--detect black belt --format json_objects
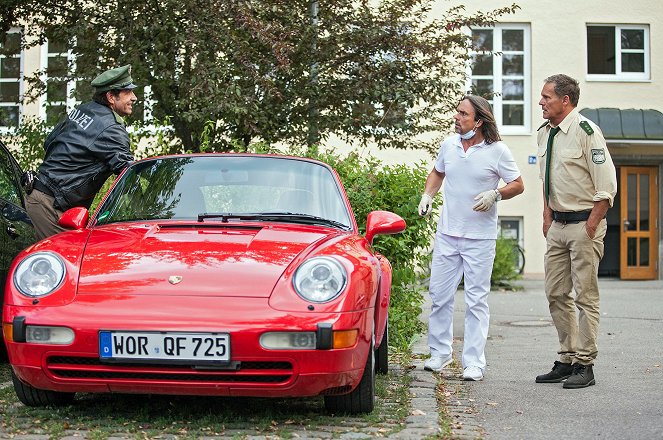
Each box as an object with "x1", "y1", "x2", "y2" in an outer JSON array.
[
  {"x1": 34, "y1": 179, "x2": 54, "y2": 197},
  {"x1": 552, "y1": 210, "x2": 591, "y2": 223}
]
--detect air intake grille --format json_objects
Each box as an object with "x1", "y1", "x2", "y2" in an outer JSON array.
[{"x1": 46, "y1": 356, "x2": 293, "y2": 384}]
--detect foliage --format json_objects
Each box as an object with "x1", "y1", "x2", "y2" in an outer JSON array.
[
  {"x1": 3, "y1": 0, "x2": 519, "y2": 154},
  {"x1": 0, "y1": 117, "x2": 50, "y2": 171},
  {"x1": 492, "y1": 236, "x2": 521, "y2": 287}
]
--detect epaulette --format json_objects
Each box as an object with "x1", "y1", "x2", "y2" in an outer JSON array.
[
  {"x1": 579, "y1": 120, "x2": 594, "y2": 135},
  {"x1": 537, "y1": 121, "x2": 549, "y2": 131}
]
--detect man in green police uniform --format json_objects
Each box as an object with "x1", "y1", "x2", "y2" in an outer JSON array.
[
  {"x1": 535, "y1": 74, "x2": 617, "y2": 389},
  {"x1": 25, "y1": 65, "x2": 137, "y2": 240}
]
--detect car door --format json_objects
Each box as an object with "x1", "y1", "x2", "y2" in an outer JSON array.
[{"x1": 0, "y1": 141, "x2": 36, "y2": 289}]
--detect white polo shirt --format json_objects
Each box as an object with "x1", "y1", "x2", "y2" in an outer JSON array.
[{"x1": 434, "y1": 135, "x2": 521, "y2": 239}]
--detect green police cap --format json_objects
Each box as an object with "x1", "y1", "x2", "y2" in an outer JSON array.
[{"x1": 91, "y1": 65, "x2": 137, "y2": 93}]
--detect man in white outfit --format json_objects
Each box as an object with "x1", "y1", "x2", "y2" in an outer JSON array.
[{"x1": 418, "y1": 95, "x2": 524, "y2": 380}]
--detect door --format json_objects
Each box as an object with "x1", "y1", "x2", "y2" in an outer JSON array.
[
  {"x1": 620, "y1": 166, "x2": 658, "y2": 279},
  {"x1": 0, "y1": 141, "x2": 36, "y2": 289}
]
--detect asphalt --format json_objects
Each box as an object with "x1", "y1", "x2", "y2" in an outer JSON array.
[{"x1": 412, "y1": 278, "x2": 663, "y2": 439}]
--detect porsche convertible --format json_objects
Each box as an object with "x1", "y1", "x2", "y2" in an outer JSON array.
[{"x1": 2, "y1": 153, "x2": 406, "y2": 414}]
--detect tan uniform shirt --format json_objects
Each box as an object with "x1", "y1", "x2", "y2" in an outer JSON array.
[{"x1": 537, "y1": 108, "x2": 617, "y2": 212}]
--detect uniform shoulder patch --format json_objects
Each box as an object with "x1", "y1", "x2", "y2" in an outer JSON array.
[
  {"x1": 537, "y1": 121, "x2": 549, "y2": 131},
  {"x1": 579, "y1": 120, "x2": 594, "y2": 135},
  {"x1": 591, "y1": 149, "x2": 606, "y2": 164}
]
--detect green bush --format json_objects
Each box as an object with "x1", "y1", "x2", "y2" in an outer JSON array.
[
  {"x1": 0, "y1": 117, "x2": 51, "y2": 171},
  {"x1": 492, "y1": 237, "x2": 522, "y2": 287}
]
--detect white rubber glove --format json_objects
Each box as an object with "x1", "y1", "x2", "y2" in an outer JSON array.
[
  {"x1": 418, "y1": 193, "x2": 434, "y2": 216},
  {"x1": 473, "y1": 189, "x2": 499, "y2": 212}
]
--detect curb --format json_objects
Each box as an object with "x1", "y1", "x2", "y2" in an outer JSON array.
[{"x1": 388, "y1": 364, "x2": 441, "y2": 439}]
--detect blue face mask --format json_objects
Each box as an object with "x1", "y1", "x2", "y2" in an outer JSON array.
[{"x1": 460, "y1": 122, "x2": 479, "y2": 140}]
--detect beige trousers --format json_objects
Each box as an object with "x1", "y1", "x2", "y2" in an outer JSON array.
[
  {"x1": 544, "y1": 219, "x2": 607, "y2": 365},
  {"x1": 25, "y1": 189, "x2": 65, "y2": 240}
]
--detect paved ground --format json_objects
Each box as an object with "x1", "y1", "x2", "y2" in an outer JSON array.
[
  {"x1": 414, "y1": 278, "x2": 663, "y2": 440},
  {"x1": 3, "y1": 278, "x2": 661, "y2": 439}
]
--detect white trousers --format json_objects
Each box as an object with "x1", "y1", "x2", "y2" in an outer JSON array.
[{"x1": 428, "y1": 232, "x2": 496, "y2": 370}]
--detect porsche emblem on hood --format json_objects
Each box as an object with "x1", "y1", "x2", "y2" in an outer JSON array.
[{"x1": 168, "y1": 276, "x2": 183, "y2": 285}]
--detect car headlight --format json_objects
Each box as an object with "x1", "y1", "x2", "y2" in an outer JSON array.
[
  {"x1": 293, "y1": 257, "x2": 347, "y2": 303},
  {"x1": 14, "y1": 252, "x2": 66, "y2": 297}
]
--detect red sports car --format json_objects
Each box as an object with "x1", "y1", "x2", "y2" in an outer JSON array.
[{"x1": 2, "y1": 154, "x2": 405, "y2": 414}]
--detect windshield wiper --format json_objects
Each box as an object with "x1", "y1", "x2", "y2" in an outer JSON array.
[{"x1": 197, "y1": 212, "x2": 350, "y2": 230}]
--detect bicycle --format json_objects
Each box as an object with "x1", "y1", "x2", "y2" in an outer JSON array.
[{"x1": 510, "y1": 242, "x2": 525, "y2": 275}]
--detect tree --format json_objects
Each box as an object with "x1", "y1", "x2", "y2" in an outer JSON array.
[{"x1": 2, "y1": 0, "x2": 519, "y2": 154}]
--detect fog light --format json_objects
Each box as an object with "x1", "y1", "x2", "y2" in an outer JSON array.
[
  {"x1": 260, "y1": 332, "x2": 316, "y2": 350},
  {"x1": 26, "y1": 326, "x2": 74, "y2": 344}
]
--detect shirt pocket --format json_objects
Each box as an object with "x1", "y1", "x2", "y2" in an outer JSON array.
[
  {"x1": 537, "y1": 146, "x2": 547, "y2": 158},
  {"x1": 559, "y1": 148, "x2": 583, "y2": 159}
]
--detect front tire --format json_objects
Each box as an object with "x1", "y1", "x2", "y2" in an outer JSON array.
[
  {"x1": 324, "y1": 341, "x2": 375, "y2": 414},
  {"x1": 375, "y1": 323, "x2": 389, "y2": 375},
  {"x1": 12, "y1": 370, "x2": 75, "y2": 407}
]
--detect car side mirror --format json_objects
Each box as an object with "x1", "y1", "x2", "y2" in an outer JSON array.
[
  {"x1": 365, "y1": 210, "x2": 406, "y2": 245},
  {"x1": 58, "y1": 207, "x2": 89, "y2": 230}
]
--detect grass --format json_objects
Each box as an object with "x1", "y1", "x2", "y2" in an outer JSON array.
[
  {"x1": 0, "y1": 362, "x2": 10, "y2": 384},
  {"x1": 0, "y1": 359, "x2": 412, "y2": 439}
]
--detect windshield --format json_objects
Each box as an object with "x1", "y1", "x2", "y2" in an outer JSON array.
[{"x1": 95, "y1": 155, "x2": 353, "y2": 229}]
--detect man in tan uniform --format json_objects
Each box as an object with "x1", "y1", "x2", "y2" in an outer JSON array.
[{"x1": 535, "y1": 74, "x2": 617, "y2": 389}]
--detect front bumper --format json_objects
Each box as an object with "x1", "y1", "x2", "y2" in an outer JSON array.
[{"x1": 4, "y1": 296, "x2": 372, "y2": 398}]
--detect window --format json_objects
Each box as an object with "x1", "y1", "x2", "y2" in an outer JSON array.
[
  {"x1": 469, "y1": 24, "x2": 530, "y2": 134},
  {"x1": 587, "y1": 24, "x2": 649, "y2": 81},
  {"x1": 0, "y1": 29, "x2": 22, "y2": 129},
  {"x1": 43, "y1": 38, "x2": 78, "y2": 125}
]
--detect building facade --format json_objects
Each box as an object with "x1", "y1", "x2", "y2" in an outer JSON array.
[{"x1": 438, "y1": 0, "x2": 663, "y2": 279}]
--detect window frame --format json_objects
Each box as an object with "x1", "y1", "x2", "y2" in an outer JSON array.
[
  {"x1": 586, "y1": 24, "x2": 650, "y2": 82},
  {"x1": 39, "y1": 38, "x2": 79, "y2": 124},
  {"x1": 468, "y1": 23, "x2": 531, "y2": 136},
  {"x1": 0, "y1": 27, "x2": 23, "y2": 132}
]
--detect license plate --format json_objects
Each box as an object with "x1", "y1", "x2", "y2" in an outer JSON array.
[{"x1": 99, "y1": 331, "x2": 230, "y2": 363}]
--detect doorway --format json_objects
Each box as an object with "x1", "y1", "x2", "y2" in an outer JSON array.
[{"x1": 619, "y1": 166, "x2": 659, "y2": 279}]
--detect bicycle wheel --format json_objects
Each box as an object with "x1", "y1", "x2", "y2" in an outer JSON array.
[{"x1": 512, "y1": 245, "x2": 525, "y2": 275}]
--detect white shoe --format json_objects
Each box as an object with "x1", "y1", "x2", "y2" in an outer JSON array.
[
  {"x1": 463, "y1": 366, "x2": 484, "y2": 381},
  {"x1": 424, "y1": 355, "x2": 453, "y2": 372}
]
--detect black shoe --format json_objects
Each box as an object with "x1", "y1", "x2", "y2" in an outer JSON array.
[
  {"x1": 535, "y1": 361, "x2": 573, "y2": 383},
  {"x1": 563, "y1": 364, "x2": 595, "y2": 389}
]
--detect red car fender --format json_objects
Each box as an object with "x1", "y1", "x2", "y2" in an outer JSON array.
[
  {"x1": 268, "y1": 235, "x2": 381, "y2": 315},
  {"x1": 373, "y1": 254, "x2": 392, "y2": 349},
  {"x1": 3, "y1": 229, "x2": 90, "y2": 308}
]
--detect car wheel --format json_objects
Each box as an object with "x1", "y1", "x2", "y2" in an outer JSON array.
[
  {"x1": 12, "y1": 371, "x2": 75, "y2": 407},
  {"x1": 324, "y1": 341, "x2": 375, "y2": 414},
  {"x1": 0, "y1": 339, "x2": 8, "y2": 363},
  {"x1": 375, "y1": 323, "x2": 388, "y2": 375}
]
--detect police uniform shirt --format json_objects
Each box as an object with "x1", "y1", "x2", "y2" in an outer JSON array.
[{"x1": 537, "y1": 108, "x2": 617, "y2": 212}]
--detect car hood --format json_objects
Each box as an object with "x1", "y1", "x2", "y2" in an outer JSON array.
[{"x1": 77, "y1": 223, "x2": 335, "y2": 297}]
